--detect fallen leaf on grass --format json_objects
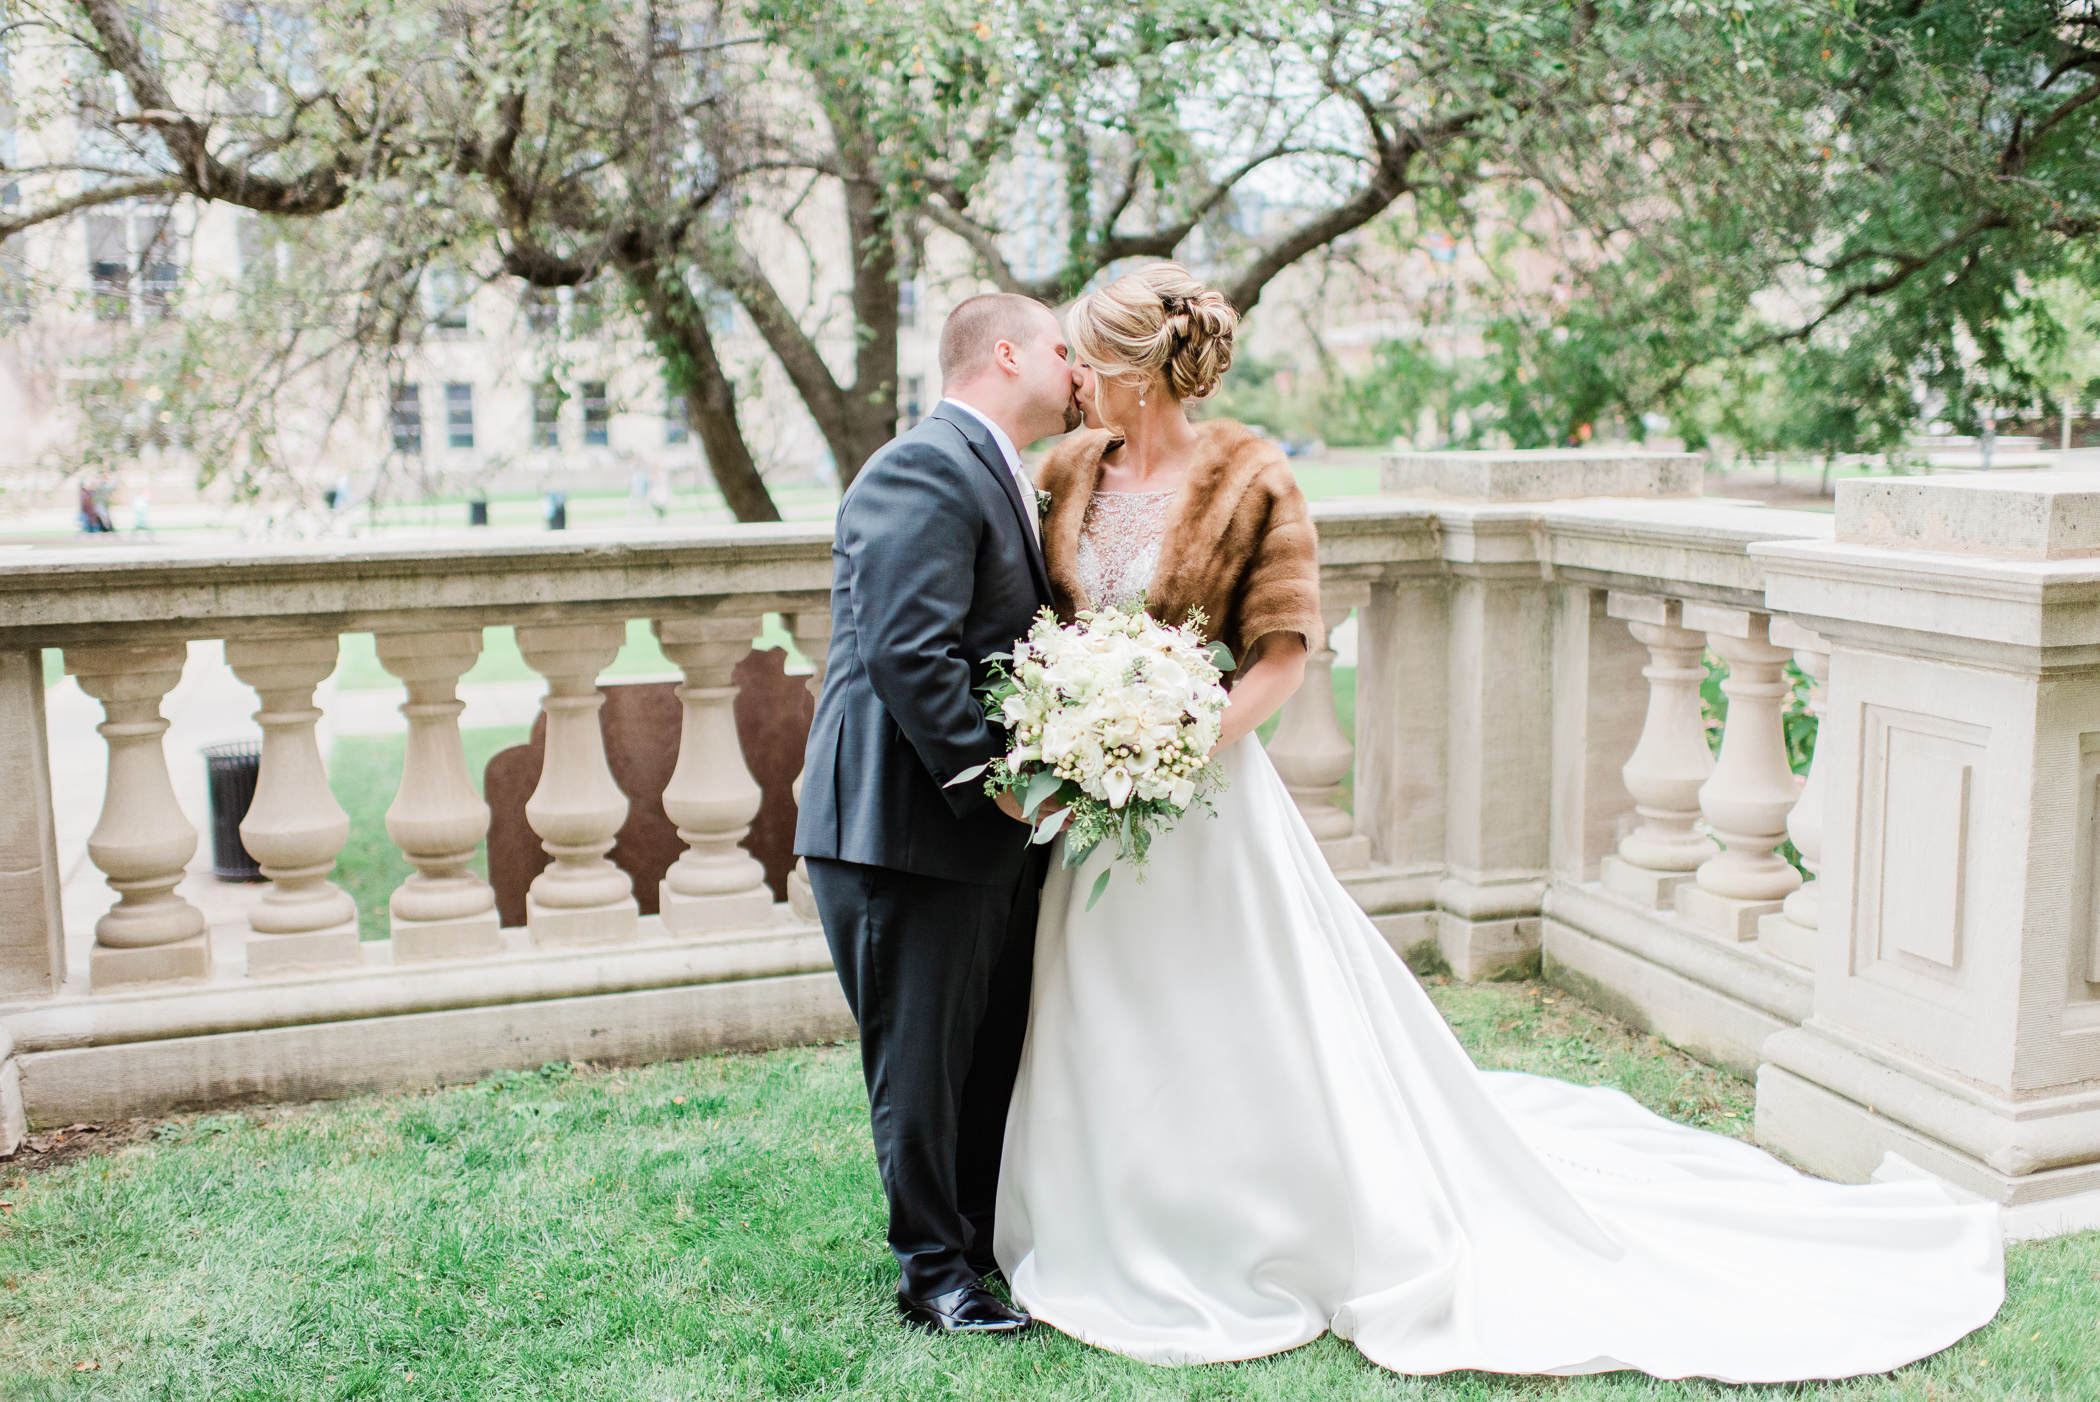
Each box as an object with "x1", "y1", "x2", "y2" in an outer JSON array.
[{"x1": 73, "y1": 1360, "x2": 99, "y2": 1372}]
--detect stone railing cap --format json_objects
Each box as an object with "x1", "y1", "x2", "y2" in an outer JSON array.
[
  {"x1": 1836, "y1": 472, "x2": 2100, "y2": 560},
  {"x1": 1382, "y1": 448, "x2": 1704, "y2": 502}
]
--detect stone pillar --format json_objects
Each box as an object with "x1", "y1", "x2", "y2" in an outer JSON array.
[
  {"x1": 377, "y1": 630, "x2": 501, "y2": 961},
  {"x1": 655, "y1": 617, "x2": 773, "y2": 935},
  {"x1": 1548, "y1": 586, "x2": 1647, "y2": 886},
  {"x1": 1598, "y1": 593, "x2": 1717, "y2": 909},
  {"x1": 1266, "y1": 583, "x2": 1371, "y2": 871},
  {"x1": 66, "y1": 644, "x2": 209, "y2": 989},
  {"x1": 1341, "y1": 573, "x2": 1448, "y2": 963},
  {"x1": 0, "y1": 650, "x2": 64, "y2": 997},
  {"x1": 1752, "y1": 472, "x2": 2100, "y2": 1235},
  {"x1": 1675, "y1": 604, "x2": 1801, "y2": 940},
  {"x1": 1437, "y1": 539, "x2": 1554, "y2": 980},
  {"x1": 225, "y1": 637, "x2": 361, "y2": 974},
  {"x1": 785, "y1": 609, "x2": 832, "y2": 923},
  {"x1": 1756, "y1": 619, "x2": 1830, "y2": 969},
  {"x1": 517, "y1": 623, "x2": 638, "y2": 947}
]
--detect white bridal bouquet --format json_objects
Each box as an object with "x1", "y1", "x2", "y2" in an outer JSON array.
[{"x1": 950, "y1": 604, "x2": 1233, "y2": 909}]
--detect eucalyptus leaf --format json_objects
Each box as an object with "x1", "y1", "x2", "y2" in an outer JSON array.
[
  {"x1": 944, "y1": 762, "x2": 990, "y2": 789},
  {"x1": 1208, "y1": 640, "x2": 1237, "y2": 671},
  {"x1": 1022, "y1": 771, "x2": 1063, "y2": 818},
  {"x1": 1029, "y1": 805, "x2": 1072, "y2": 844},
  {"x1": 1085, "y1": 867, "x2": 1113, "y2": 912}
]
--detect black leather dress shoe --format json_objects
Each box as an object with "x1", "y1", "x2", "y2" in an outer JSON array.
[{"x1": 896, "y1": 1284, "x2": 1032, "y2": 1334}]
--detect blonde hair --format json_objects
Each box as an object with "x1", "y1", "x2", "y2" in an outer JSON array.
[{"x1": 1068, "y1": 263, "x2": 1237, "y2": 409}]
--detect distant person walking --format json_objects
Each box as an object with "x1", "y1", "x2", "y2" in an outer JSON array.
[
  {"x1": 1979, "y1": 410, "x2": 1998, "y2": 472},
  {"x1": 78, "y1": 479, "x2": 115, "y2": 533}
]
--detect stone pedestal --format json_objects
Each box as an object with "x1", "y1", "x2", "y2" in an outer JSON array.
[
  {"x1": 378, "y1": 630, "x2": 502, "y2": 962},
  {"x1": 1756, "y1": 618, "x2": 1830, "y2": 970},
  {"x1": 67, "y1": 645, "x2": 211, "y2": 990},
  {"x1": 1679, "y1": 604, "x2": 1801, "y2": 941},
  {"x1": 517, "y1": 624, "x2": 639, "y2": 948},
  {"x1": 1752, "y1": 471, "x2": 2100, "y2": 1235},
  {"x1": 1267, "y1": 584, "x2": 1372, "y2": 872},
  {"x1": 1599, "y1": 593, "x2": 1716, "y2": 908},
  {"x1": 227, "y1": 637, "x2": 361, "y2": 974},
  {"x1": 654, "y1": 618, "x2": 774, "y2": 937}
]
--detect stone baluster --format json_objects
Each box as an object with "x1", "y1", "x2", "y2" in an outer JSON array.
[
  {"x1": 66, "y1": 644, "x2": 210, "y2": 988},
  {"x1": 225, "y1": 637, "x2": 361, "y2": 974},
  {"x1": 1266, "y1": 585, "x2": 1371, "y2": 870},
  {"x1": 1676, "y1": 604, "x2": 1802, "y2": 940},
  {"x1": 655, "y1": 616, "x2": 773, "y2": 935},
  {"x1": 517, "y1": 623, "x2": 637, "y2": 946},
  {"x1": 1756, "y1": 619, "x2": 1830, "y2": 968},
  {"x1": 786, "y1": 610, "x2": 832, "y2": 922},
  {"x1": 376, "y1": 630, "x2": 501, "y2": 961},
  {"x1": 1599, "y1": 593, "x2": 1717, "y2": 909}
]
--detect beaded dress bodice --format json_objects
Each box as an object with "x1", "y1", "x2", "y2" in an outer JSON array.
[{"x1": 1073, "y1": 490, "x2": 1175, "y2": 609}]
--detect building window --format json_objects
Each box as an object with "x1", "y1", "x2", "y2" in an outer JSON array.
[
  {"x1": 665, "y1": 393, "x2": 689, "y2": 445},
  {"x1": 532, "y1": 381, "x2": 563, "y2": 448},
  {"x1": 898, "y1": 278, "x2": 919, "y2": 330},
  {"x1": 901, "y1": 375, "x2": 924, "y2": 431},
  {"x1": 88, "y1": 215, "x2": 128, "y2": 322},
  {"x1": 391, "y1": 385, "x2": 423, "y2": 454},
  {"x1": 446, "y1": 382, "x2": 474, "y2": 449},
  {"x1": 141, "y1": 259, "x2": 180, "y2": 319},
  {"x1": 582, "y1": 381, "x2": 610, "y2": 446}
]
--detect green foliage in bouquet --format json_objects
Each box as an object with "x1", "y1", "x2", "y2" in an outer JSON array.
[{"x1": 948, "y1": 604, "x2": 1235, "y2": 911}]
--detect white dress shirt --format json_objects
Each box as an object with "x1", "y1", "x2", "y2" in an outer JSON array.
[{"x1": 940, "y1": 397, "x2": 1040, "y2": 545}]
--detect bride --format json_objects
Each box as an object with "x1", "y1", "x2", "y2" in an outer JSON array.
[{"x1": 992, "y1": 262, "x2": 2004, "y2": 1382}]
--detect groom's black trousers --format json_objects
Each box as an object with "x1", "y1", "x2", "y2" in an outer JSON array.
[{"x1": 806, "y1": 852, "x2": 1046, "y2": 1300}]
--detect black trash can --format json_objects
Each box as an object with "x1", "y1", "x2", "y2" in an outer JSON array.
[
  {"x1": 200, "y1": 740, "x2": 266, "y2": 881},
  {"x1": 545, "y1": 490, "x2": 567, "y2": 531},
  {"x1": 468, "y1": 498, "x2": 490, "y2": 526}
]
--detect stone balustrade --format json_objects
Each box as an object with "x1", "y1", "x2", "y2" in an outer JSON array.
[{"x1": 4, "y1": 464, "x2": 2100, "y2": 1241}]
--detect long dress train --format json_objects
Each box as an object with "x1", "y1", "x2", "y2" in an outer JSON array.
[{"x1": 994, "y1": 733, "x2": 2004, "y2": 1381}]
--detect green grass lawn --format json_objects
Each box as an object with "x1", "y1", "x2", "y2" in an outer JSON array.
[{"x1": 3, "y1": 980, "x2": 2090, "y2": 1400}]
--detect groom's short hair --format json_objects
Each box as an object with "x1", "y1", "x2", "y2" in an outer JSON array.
[{"x1": 940, "y1": 293, "x2": 1053, "y2": 385}]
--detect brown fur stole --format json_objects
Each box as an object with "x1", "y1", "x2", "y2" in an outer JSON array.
[{"x1": 1033, "y1": 418, "x2": 1324, "y2": 667}]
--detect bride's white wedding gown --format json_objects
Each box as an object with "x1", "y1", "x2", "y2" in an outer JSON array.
[{"x1": 992, "y1": 489, "x2": 2003, "y2": 1382}]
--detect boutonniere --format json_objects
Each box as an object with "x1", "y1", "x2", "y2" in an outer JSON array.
[{"x1": 1034, "y1": 487, "x2": 1053, "y2": 527}]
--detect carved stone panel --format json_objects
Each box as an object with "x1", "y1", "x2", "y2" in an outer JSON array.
[{"x1": 1854, "y1": 704, "x2": 1988, "y2": 1002}]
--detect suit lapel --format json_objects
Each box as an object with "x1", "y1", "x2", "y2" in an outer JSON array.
[{"x1": 930, "y1": 404, "x2": 1053, "y2": 603}]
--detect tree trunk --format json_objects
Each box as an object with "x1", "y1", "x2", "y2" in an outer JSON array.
[
  {"x1": 836, "y1": 172, "x2": 901, "y2": 491},
  {"x1": 625, "y1": 267, "x2": 782, "y2": 523}
]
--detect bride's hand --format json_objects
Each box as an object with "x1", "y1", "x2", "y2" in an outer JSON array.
[{"x1": 996, "y1": 792, "x2": 1069, "y2": 824}]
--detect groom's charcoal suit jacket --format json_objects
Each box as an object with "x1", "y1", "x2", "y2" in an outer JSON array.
[{"x1": 794, "y1": 403, "x2": 1053, "y2": 886}]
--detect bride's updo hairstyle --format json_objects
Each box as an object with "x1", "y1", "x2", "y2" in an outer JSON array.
[{"x1": 1068, "y1": 262, "x2": 1238, "y2": 411}]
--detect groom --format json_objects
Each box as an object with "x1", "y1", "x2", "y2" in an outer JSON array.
[{"x1": 795, "y1": 294, "x2": 1081, "y2": 1334}]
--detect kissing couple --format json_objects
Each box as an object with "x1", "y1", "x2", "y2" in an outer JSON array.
[{"x1": 792, "y1": 263, "x2": 2002, "y2": 1381}]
